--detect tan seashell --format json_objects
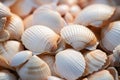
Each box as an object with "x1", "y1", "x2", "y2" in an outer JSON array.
[
  {"x1": 74, "y1": 4, "x2": 115, "y2": 27},
  {"x1": 58, "y1": 0, "x2": 78, "y2": 6},
  {"x1": 10, "y1": 51, "x2": 32, "y2": 67},
  {"x1": 60, "y1": 24, "x2": 98, "y2": 50},
  {"x1": 23, "y1": 14, "x2": 33, "y2": 30},
  {"x1": 0, "y1": 2, "x2": 11, "y2": 17},
  {"x1": 32, "y1": 0, "x2": 58, "y2": 5},
  {"x1": 0, "y1": 40, "x2": 24, "y2": 63},
  {"x1": 64, "y1": 12, "x2": 74, "y2": 24},
  {"x1": 21, "y1": 25, "x2": 60, "y2": 55},
  {"x1": 47, "y1": 76, "x2": 64, "y2": 80},
  {"x1": 100, "y1": 21, "x2": 120, "y2": 53},
  {"x1": 84, "y1": 49, "x2": 108, "y2": 76},
  {"x1": 5, "y1": 13, "x2": 24, "y2": 40},
  {"x1": 0, "y1": 0, "x2": 16, "y2": 7},
  {"x1": 33, "y1": 9, "x2": 65, "y2": 34},
  {"x1": 55, "y1": 49, "x2": 86, "y2": 80},
  {"x1": 18, "y1": 55, "x2": 51, "y2": 80},
  {"x1": 0, "y1": 70, "x2": 17, "y2": 80}
]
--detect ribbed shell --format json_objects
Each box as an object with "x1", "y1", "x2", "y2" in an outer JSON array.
[
  {"x1": 100, "y1": 21, "x2": 120, "y2": 52},
  {"x1": 47, "y1": 76, "x2": 63, "y2": 80},
  {"x1": 74, "y1": 4, "x2": 115, "y2": 27},
  {"x1": 0, "y1": 70, "x2": 17, "y2": 80},
  {"x1": 5, "y1": 13, "x2": 24, "y2": 40},
  {"x1": 60, "y1": 24, "x2": 97, "y2": 50},
  {"x1": 10, "y1": 51, "x2": 32, "y2": 67},
  {"x1": 0, "y1": 40, "x2": 24, "y2": 63},
  {"x1": 18, "y1": 55, "x2": 51, "y2": 80},
  {"x1": 33, "y1": 9, "x2": 64, "y2": 34},
  {"x1": 55, "y1": 49, "x2": 86, "y2": 80},
  {"x1": 21, "y1": 25, "x2": 60, "y2": 55},
  {"x1": 84, "y1": 49, "x2": 107, "y2": 75}
]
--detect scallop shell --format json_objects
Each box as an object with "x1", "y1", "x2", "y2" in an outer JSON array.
[
  {"x1": 5, "y1": 13, "x2": 24, "y2": 40},
  {"x1": 10, "y1": 51, "x2": 32, "y2": 67},
  {"x1": 0, "y1": 0, "x2": 16, "y2": 7},
  {"x1": 47, "y1": 76, "x2": 63, "y2": 80},
  {"x1": 100, "y1": 21, "x2": 120, "y2": 53},
  {"x1": 0, "y1": 70, "x2": 17, "y2": 80},
  {"x1": 21, "y1": 25, "x2": 60, "y2": 55},
  {"x1": 0, "y1": 40, "x2": 24, "y2": 63},
  {"x1": 74, "y1": 4, "x2": 115, "y2": 27},
  {"x1": 18, "y1": 55, "x2": 51, "y2": 80},
  {"x1": 55, "y1": 49, "x2": 86, "y2": 80},
  {"x1": 84, "y1": 49, "x2": 108, "y2": 76},
  {"x1": 60, "y1": 24, "x2": 98, "y2": 50},
  {"x1": 33, "y1": 9, "x2": 65, "y2": 34},
  {"x1": 0, "y1": 2, "x2": 11, "y2": 17}
]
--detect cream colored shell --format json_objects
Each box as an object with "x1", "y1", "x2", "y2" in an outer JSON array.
[
  {"x1": 60, "y1": 24, "x2": 97, "y2": 50},
  {"x1": 55, "y1": 49, "x2": 86, "y2": 80},
  {"x1": 21, "y1": 25, "x2": 60, "y2": 55}
]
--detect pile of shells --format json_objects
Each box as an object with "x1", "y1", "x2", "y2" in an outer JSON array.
[{"x1": 0, "y1": 0, "x2": 120, "y2": 80}]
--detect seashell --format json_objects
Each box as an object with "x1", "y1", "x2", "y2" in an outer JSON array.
[
  {"x1": 33, "y1": 9, "x2": 65, "y2": 34},
  {"x1": 21, "y1": 25, "x2": 60, "y2": 55},
  {"x1": 60, "y1": 24, "x2": 98, "y2": 50},
  {"x1": 23, "y1": 14, "x2": 33, "y2": 30},
  {"x1": 0, "y1": 0, "x2": 16, "y2": 7},
  {"x1": 55, "y1": 49, "x2": 86, "y2": 80},
  {"x1": 10, "y1": 0, "x2": 34, "y2": 18},
  {"x1": 18, "y1": 55, "x2": 51, "y2": 80},
  {"x1": 64, "y1": 12, "x2": 73, "y2": 24},
  {"x1": 100, "y1": 21, "x2": 120, "y2": 53},
  {"x1": 47, "y1": 76, "x2": 64, "y2": 80},
  {"x1": 10, "y1": 51, "x2": 32, "y2": 67},
  {"x1": 56, "y1": 4, "x2": 69, "y2": 16},
  {"x1": 0, "y1": 2, "x2": 11, "y2": 17},
  {"x1": 0, "y1": 40, "x2": 24, "y2": 63},
  {"x1": 58, "y1": 0, "x2": 78, "y2": 6},
  {"x1": 84, "y1": 49, "x2": 108, "y2": 76},
  {"x1": 5, "y1": 13, "x2": 24, "y2": 40},
  {"x1": 74, "y1": 4, "x2": 115, "y2": 27},
  {"x1": 0, "y1": 70, "x2": 17, "y2": 80},
  {"x1": 78, "y1": 0, "x2": 89, "y2": 8}
]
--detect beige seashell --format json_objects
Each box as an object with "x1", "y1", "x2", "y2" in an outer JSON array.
[
  {"x1": 0, "y1": 0, "x2": 16, "y2": 7},
  {"x1": 0, "y1": 70, "x2": 17, "y2": 80},
  {"x1": 33, "y1": 9, "x2": 65, "y2": 34},
  {"x1": 47, "y1": 76, "x2": 64, "y2": 80},
  {"x1": 18, "y1": 55, "x2": 51, "y2": 80},
  {"x1": 64, "y1": 12, "x2": 74, "y2": 24},
  {"x1": 10, "y1": 51, "x2": 32, "y2": 67},
  {"x1": 55, "y1": 49, "x2": 86, "y2": 80},
  {"x1": 5, "y1": 13, "x2": 24, "y2": 40},
  {"x1": 84, "y1": 49, "x2": 108, "y2": 76},
  {"x1": 57, "y1": 4, "x2": 69, "y2": 16},
  {"x1": 0, "y1": 2, "x2": 11, "y2": 17},
  {"x1": 23, "y1": 14, "x2": 33, "y2": 30},
  {"x1": 0, "y1": 40, "x2": 24, "y2": 63},
  {"x1": 32, "y1": 0, "x2": 58, "y2": 5},
  {"x1": 100, "y1": 21, "x2": 120, "y2": 53},
  {"x1": 74, "y1": 4, "x2": 115, "y2": 27},
  {"x1": 58, "y1": 0, "x2": 78, "y2": 6},
  {"x1": 21, "y1": 25, "x2": 60, "y2": 55},
  {"x1": 60, "y1": 24, "x2": 98, "y2": 50}
]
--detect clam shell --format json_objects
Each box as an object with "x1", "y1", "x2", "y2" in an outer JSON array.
[
  {"x1": 100, "y1": 21, "x2": 120, "y2": 52},
  {"x1": 55, "y1": 49, "x2": 86, "y2": 80},
  {"x1": 33, "y1": 9, "x2": 65, "y2": 34},
  {"x1": 60, "y1": 24, "x2": 97, "y2": 50},
  {"x1": 18, "y1": 55, "x2": 51, "y2": 80},
  {"x1": 84, "y1": 49, "x2": 107, "y2": 76},
  {"x1": 0, "y1": 40, "x2": 24, "y2": 63},
  {"x1": 47, "y1": 76, "x2": 63, "y2": 80},
  {"x1": 0, "y1": 70, "x2": 17, "y2": 80},
  {"x1": 21, "y1": 25, "x2": 60, "y2": 55},
  {"x1": 5, "y1": 13, "x2": 24, "y2": 40},
  {"x1": 10, "y1": 51, "x2": 32, "y2": 67},
  {"x1": 74, "y1": 4, "x2": 115, "y2": 27}
]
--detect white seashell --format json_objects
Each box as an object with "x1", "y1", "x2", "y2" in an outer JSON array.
[
  {"x1": 5, "y1": 13, "x2": 24, "y2": 40},
  {"x1": 55, "y1": 49, "x2": 86, "y2": 80},
  {"x1": 0, "y1": 70, "x2": 17, "y2": 80},
  {"x1": 64, "y1": 12, "x2": 74, "y2": 24},
  {"x1": 100, "y1": 21, "x2": 120, "y2": 52},
  {"x1": 18, "y1": 55, "x2": 51, "y2": 80},
  {"x1": 47, "y1": 76, "x2": 63, "y2": 80},
  {"x1": 33, "y1": 9, "x2": 65, "y2": 34},
  {"x1": 74, "y1": 4, "x2": 115, "y2": 27},
  {"x1": 0, "y1": 40, "x2": 24, "y2": 63},
  {"x1": 60, "y1": 24, "x2": 97, "y2": 50},
  {"x1": 21, "y1": 25, "x2": 60, "y2": 55},
  {"x1": 84, "y1": 49, "x2": 107, "y2": 76},
  {"x1": 10, "y1": 51, "x2": 32, "y2": 67},
  {"x1": 0, "y1": 0, "x2": 16, "y2": 7}
]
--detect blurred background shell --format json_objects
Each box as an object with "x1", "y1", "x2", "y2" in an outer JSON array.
[{"x1": 0, "y1": 0, "x2": 17, "y2": 7}]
